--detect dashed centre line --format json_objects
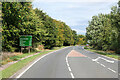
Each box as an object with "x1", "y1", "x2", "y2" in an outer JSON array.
[
  {"x1": 87, "y1": 55, "x2": 118, "y2": 74},
  {"x1": 81, "y1": 46, "x2": 118, "y2": 74},
  {"x1": 70, "y1": 72, "x2": 74, "y2": 78},
  {"x1": 108, "y1": 68, "x2": 116, "y2": 73},
  {"x1": 66, "y1": 51, "x2": 75, "y2": 78},
  {"x1": 100, "y1": 64, "x2": 106, "y2": 67},
  {"x1": 96, "y1": 61, "x2": 100, "y2": 64},
  {"x1": 16, "y1": 47, "x2": 70, "y2": 78},
  {"x1": 66, "y1": 48, "x2": 118, "y2": 78},
  {"x1": 68, "y1": 67, "x2": 72, "y2": 71}
]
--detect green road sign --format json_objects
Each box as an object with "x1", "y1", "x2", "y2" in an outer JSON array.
[{"x1": 20, "y1": 35, "x2": 32, "y2": 46}]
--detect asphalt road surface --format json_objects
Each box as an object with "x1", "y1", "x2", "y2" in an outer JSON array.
[{"x1": 16, "y1": 46, "x2": 119, "y2": 79}]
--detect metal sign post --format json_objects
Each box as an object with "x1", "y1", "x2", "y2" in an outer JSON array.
[
  {"x1": 28, "y1": 46, "x2": 30, "y2": 53},
  {"x1": 19, "y1": 35, "x2": 32, "y2": 53}
]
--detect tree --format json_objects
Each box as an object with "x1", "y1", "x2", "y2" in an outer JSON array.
[
  {"x1": 72, "y1": 30, "x2": 78, "y2": 45},
  {"x1": 86, "y1": 1, "x2": 120, "y2": 53},
  {"x1": 77, "y1": 34, "x2": 86, "y2": 45},
  {"x1": 2, "y1": 2, "x2": 77, "y2": 52}
]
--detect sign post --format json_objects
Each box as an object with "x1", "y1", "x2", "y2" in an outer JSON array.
[{"x1": 19, "y1": 35, "x2": 32, "y2": 53}]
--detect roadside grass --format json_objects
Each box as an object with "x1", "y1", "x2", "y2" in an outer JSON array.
[
  {"x1": 10, "y1": 52, "x2": 37, "y2": 60},
  {"x1": 85, "y1": 48, "x2": 120, "y2": 60},
  {"x1": 1, "y1": 52, "x2": 38, "y2": 65},
  {"x1": 51, "y1": 46, "x2": 66, "y2": 51},
  {"x1": 1, "y1": 51, "x2": 51, "y2": 78},
  {"x1": 1, "y1": 46, "x2": 66, "y2": 65},
  {"x1": 36, "y1": 46, "x2": 66, "y2": 52},
  {"x1": 1, "y1": 46, "x2": 66, "y2": 79}
]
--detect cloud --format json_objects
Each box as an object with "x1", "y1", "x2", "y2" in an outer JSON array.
[
  {"x1": 72, "y1": 29, "x2": 86, "y2": 35},
  {"x1": 32, "y1": 1, "x2": 118, "y2": 34}
]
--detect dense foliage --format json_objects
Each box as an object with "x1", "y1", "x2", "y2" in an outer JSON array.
[
  {"x1": 86, "y1": 1, "x2": 120, "y2": 54},
  {"x1": 2, "y1": 2, "x2": 83, "y2": 52},
  {"x1": 77, "y1": 35, "x2": 86, "y2": 45}
]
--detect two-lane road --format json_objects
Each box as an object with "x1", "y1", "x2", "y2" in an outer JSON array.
[
  {"x1": 19, "y1": 47, "x2": 73, "y2": 78},
  {"x1": 15, "y1": 46, "x2": 119, "y2": 79}
]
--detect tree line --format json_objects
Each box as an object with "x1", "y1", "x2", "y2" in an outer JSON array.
[
  {"x1": 86, "y1": 1, "x2": 120, "y2": 54},
  {"x1": 2, "y1": 2, "x2": 85, "y2": 52}
]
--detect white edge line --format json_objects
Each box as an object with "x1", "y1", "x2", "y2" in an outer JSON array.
[
  {"x1": 66, "y1": 50, "x2": 75, "y2": 78},
  {"x1": 16, "y1": 47, "x2": 69, "y2": 78},
  {"x1": 82, "y1": 46, "x2": 118, "y2": 61},
  {"x1": 108, "y1": 68, "x2": 116, "y2": 73},
  {"x1": 16, "y1": 53, "x2": 49, "y2": 78}
]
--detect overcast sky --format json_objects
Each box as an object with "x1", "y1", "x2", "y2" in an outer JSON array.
[{"x1": 32, "y1": 0, "x2": 118, "y2": 35}]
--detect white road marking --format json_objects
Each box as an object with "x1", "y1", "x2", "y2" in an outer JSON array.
[
  {"x1": 66, "y1": 60, "x2": 68, "y2": 63},
  {"x1": 99, "y1": 54, "x2": 118, "y2": 61},
  {"x1": 108, "y1": 68, "x2": 116, "y2": 73},
  {"x1": 96, "y1": 61, "x2": 100, "y2": 64},
  {"x1": 88, "y1": 57, "x2": 92, "y2": 59},
  {"x1": 66, "y1": 50, "x2": 75, "y2": 78},
  {"x1": 66, "y1": 56, "x2": 70, "y2": 67},
  {"x1": 81, "y1": 46, "x2": 118, "y2": 74},
  {"x1": 100, "y1": 57, "x2": 114, "y2": 63},
  {"x1": 16, "y1": 47, "x2": 69, "y2": 78},
  {"x1": 87, "y1": 54, "x2": 117, "y2": 74},
  {"x1": 92, "y1": 57, "x2": 114, "y2": 63},
  {"x1": 100, "y1": 64, "x2": 106, "y2": 67},
  {"x1": 70, "y1": 72, "x2": 75, "y2": 78},
  {"x1": 82, "y1": 46, "x2": 118, "y2": 61},
  {"x1": 88, "y1": 56, "x2": 106, "y2": 68},
  {"x1": 80, "y1": 49, "x2": 107, "y2": 68},
  {"x1": 92, "y1": 57, "x2": 100, "y2": 62},
  {"x1": 67, "y1": 62, "x2": 70, "y2": 67},
  {"x1": 16, "y1": 54, "x2": 49, "y2": 78},
  {"x1": 68, "y1": 67, "x2": 72, "y2": 71}
]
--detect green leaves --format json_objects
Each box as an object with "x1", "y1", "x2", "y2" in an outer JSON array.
[
  {"x1": 2, "y1": 2, "x2": 78, "y2": 52},
  {"x1": 86, "y1": 1, "x2": 120, "y2": 53}
]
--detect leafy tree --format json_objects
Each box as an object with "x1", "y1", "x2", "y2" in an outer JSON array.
[
  {"x1": 72, "y1": 30, "x2": 78, "y2": 45},
  {"x1": 86, "y1": 1, "x2": 120, "y2": 53},
  {"x1": 2, "y1": 2, "x2": 77, "y2": 52},
  {"x1": 77, "y1": 34, "x2": 86, "y2": 45}
]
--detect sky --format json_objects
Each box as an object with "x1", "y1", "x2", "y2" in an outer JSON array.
[{"x1": 32, "y1": 0, "x2": 118, "y2": 35}]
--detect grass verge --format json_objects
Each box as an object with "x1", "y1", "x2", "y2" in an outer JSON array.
[
  {"x1": 1, "y1": 52, "x2": 38, "y2": 65},
  {"x1": 85, "y1": 48, "x2": 120, "y2": 60},
  {"x1": 1, "y1": 46, "x2": 66, "y2": 79},
  {"x1": 2, "y1": 46, "x2": 66, "y2": 65},
  {"x1": 1, "y1": 51, "x2": 51, "y2": 79}
]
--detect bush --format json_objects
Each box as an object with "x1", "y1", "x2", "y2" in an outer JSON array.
[
  {"x1": 38, "y1": 45, "x2": 44, "y2": 50},
  {"x1": 84, "y1": 46, "x2": 88, "y2": 49},
  {"x1": 2, "y1": 52, "x2": 15, "y2": 60}
]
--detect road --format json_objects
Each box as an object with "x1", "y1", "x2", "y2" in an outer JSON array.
[{"x1": 16, "y1": 46, "x2": 119, "y2": 79}]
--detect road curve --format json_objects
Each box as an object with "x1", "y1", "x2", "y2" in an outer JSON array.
[
  {"x1": 15, "y1": 46, "x2": 119, "y2": 79},
  {"x1": 20, "y1": 47, "x2": 73, "y2": 78}
]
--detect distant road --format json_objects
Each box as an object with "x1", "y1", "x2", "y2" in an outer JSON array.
[{"x1": 16, "y1": 46, "x2": 119, "y2": 79}]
